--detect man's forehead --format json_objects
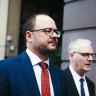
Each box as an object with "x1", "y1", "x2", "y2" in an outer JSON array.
[
  {"x1": 34, "y1": 15, "x2": 56, "y2": 28},
  {"x1": 78, "y1": 43, "x2": 91, "y2": 47},
  {"x1": 78, "y1": 43, "x2": 93, "y2": 52},
  {"x1": 36, "y1": 15, "x2": 54, "y2": 23}
]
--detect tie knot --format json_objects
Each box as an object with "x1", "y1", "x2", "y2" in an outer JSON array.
[
  {"x1": 39, "y1": 62, "x2": 47, "y2": 69},
  {"x1": 80, "y1": 78, "x2": 84, "y2": 83}
]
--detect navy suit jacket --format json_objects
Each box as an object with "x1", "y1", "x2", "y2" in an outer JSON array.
[
  {"x1": 0, "y1": 51, "x2": 68, "y2": 96},
  {"x1": 65, "y1": 67, "x2": 95, "y2": 96}
]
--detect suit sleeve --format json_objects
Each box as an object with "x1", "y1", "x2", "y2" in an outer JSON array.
[{"x1": 0, "y1": 62, "x2": 9, "y2": 96}]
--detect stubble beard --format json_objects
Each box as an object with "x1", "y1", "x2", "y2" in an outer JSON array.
[{"x1": 38, "y1": 46, "x2": 57, "y2": 57}]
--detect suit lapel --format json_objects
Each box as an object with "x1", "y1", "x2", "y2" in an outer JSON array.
[
  {"x1": 65, "y1": 67, "x2": 79, "y2": 96},
  {"x1": 17, "y1": 51, "x2": 40, "y2": 96},
  {"x1": 86, "y1": 77, "x2": 93, "y2": 96}
]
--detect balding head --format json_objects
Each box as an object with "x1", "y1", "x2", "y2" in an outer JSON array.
[{"x1": 33, "y1": 14, "x2": 57, "y2": 30}]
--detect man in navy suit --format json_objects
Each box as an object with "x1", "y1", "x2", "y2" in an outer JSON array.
[
  {"x1": 0, "y1": 13, "x2": 68, "y2": 96},
  {"x1": 64, "y1": 38, "x2": 95, "y2": 96}
]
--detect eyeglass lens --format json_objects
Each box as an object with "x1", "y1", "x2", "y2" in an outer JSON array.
[
  {"x1": 42, "y1": 28, "x2": 61, "y2": 37},
  {"x1": 29, "y1": 28, "x2": 61, "y2": 37},
  {"x1": 74, "y1": 52, "x2": 96, "y2": 59}
]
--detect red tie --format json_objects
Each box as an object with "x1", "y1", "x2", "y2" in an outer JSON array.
[{"x1": 39, "y1": 62, "x2": 51, "y2": 96}]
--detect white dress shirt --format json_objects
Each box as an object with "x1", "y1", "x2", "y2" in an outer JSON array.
[
  {"x1": 26, "y1": 48, "x2": 54, "y2": 96},
  {"x1": 69, "y1": 65, "x2": 90, "y2": 96}
]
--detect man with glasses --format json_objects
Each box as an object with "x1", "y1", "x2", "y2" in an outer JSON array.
[
  {"x1": 0, "y1": 13, "x2": 68, "y2": 96},
  {"x1": 64, "y1": 38, "x2": 95, "y2": 96}
]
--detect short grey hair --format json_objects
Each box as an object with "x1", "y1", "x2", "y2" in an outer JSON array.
[{"x1": 68, "y1": 38, "x2": 91, "y2": 54}]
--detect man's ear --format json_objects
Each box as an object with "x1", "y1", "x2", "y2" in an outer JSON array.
[
  {"x1": 69, "y1": 53, "x2": 74, "y2": 59},
  {"x1": 26, "y1": 31, "x2": 33, "y2": 42}
]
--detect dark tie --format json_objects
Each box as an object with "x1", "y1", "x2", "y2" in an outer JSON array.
[
  {"x1": 80, "y1": 78, "x2": 85, "y2": 96},
  {"x1": 39, "y1": 62, "x2": 51, "y2": 96}
]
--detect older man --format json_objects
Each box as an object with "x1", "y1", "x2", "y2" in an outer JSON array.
[{"x1": 65, "y1": 38, "x2": 95, "y2": 96}]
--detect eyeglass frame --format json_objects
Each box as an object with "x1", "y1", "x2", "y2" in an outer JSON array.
[
  {"x1": 28, "y1": 28, "x2": 61, "y2": 38},
  {"x1": 73, "y1": 52, "x2": 96, "y2": 59}
]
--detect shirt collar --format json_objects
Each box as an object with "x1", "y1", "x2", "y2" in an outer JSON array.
[
  {"x1": 26, "y1": 48, "x2": 49, "y2": 66},
  {"x1": 69, "y1": 65, "x2": 86, "y2": 81}
]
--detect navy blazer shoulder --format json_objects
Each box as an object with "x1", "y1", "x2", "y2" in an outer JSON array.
[{"x1": 0, "y1": 51, "x2": 68, "y2": 96}]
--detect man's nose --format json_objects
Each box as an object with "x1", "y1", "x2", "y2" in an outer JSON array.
[
  {"x1": 52, "y1": 31, "x2": 58, "y2": 37},
  {"x1": 88, "y1": 55, "x2": 93, "y2": 61}
]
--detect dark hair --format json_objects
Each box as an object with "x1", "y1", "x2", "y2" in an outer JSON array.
[{"x1": 23, "y1": 13, "x2": 49, "y2": 39}]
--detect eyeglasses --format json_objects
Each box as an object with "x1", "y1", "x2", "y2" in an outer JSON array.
[
  {"x1": 73, "y1": 52, "x2": 96, "y2": 59},
  {"x1": 29, "y1": 28, "x2": 61, "y2": 38}
]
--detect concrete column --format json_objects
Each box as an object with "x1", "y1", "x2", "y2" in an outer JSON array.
[
  {"x1": 0, "y1": 0, "x2": 9, "y2": 60},
  {"x1": 6, "y1": 0, "x2": 22, "y2": 58}
]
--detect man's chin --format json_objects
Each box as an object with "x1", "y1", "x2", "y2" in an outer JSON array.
[
  {"x1": 85, "y1": 68, "x2": 91, "y2": 72},
  {"x1": 40, "y1": 48, "x2": 56, "y2": 56},
  {"x1": 49, "y1": 46, "x2": 57, "y2": 50},
  {"x1": 46, "y1": 48, "x2": 57, "y2": 55},
  {"x1": 50, "y1": 48, "x2": 57, "y2": 52},
  {"x1": 49, "y1": 49, "x2": 56, "y2": 53}
]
